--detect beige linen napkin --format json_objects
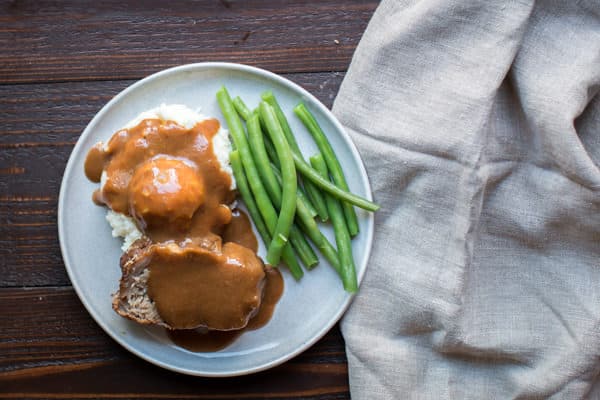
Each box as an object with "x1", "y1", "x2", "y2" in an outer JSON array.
[{"x1": 333, "y1": 0, "x2": 600, "y2": 398}]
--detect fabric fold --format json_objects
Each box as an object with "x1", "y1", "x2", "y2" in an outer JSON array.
[{"x1": 334, "y1": 0, "x2": 600, "y2": 398}]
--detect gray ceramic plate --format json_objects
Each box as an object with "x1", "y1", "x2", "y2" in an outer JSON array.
[{"x1": 58, "y1": 62, "x2": 374, "y2": 376}]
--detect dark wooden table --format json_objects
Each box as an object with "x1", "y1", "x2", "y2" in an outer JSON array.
[{"x1": 0, "y1": 1, "x2": 377, "y2": 398}]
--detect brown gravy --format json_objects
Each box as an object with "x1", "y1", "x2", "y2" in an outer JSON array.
[
  {"x1": 84, "y1": 117, "x2": 283, "y2": 351},
  {"x1": 147, "y1": 242, "x2": 266, "y2": 330},
  {"x1": 85, "y1": 118, "x2": 235, "y2": 244},
  {"x1": 222, "y1": 208, "x2": 259, "y2": 252},
  {"x1": 168, "y1": 267, "x2": 283, "y2": 352}
]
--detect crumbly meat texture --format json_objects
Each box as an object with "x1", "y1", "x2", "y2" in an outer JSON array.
[{"x1": 112, "y1": 238, "x2": 166, "y2": 327}]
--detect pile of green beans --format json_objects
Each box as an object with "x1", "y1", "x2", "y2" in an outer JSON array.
[{"x1": 217, "y1": 86, "x2": 379, "y2": 292}]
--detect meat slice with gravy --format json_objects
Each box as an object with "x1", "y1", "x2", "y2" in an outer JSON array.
[{"x1": 113, "y1": 238, "x2": 266, "y2": 331}]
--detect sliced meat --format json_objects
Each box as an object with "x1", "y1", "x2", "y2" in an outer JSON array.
[
  {"x1": 112, "y1": 238, "x2": 266, "y2": 331},
  {"x1": 112, "y1": 237, "x2": 165, "y2": 326}
]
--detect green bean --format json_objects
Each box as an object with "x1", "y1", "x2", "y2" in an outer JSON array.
[
  {"x1": 254, "y1": 104, "x2": 318, "y2": 220},
  {"x1": 246, "y1": 108, "x2": 281, "y2": 171},
  {"x1": 230, "y1": 150, "x2": 270, "y2": 244},
  {"x1": 272, "y1": 167, "x2": 341, "y2": 274},
  {"x1": 294, "y1": 103, "x2": 359, "y2": 236},
  {"x1": 217, "y1": 87, "x2": 302, "y2": 279},
  {"x1": 297, "y1": 206, "x2": 340, "y2": 272},
  {"x1": 261, "y1": 91, "x2": 328, "y2": 222},
  {"x1": 302, "y1": 175, "x2": 329, "y2": 222},
  {"x1": 293, "y1": 152, "x2": 379, "y2": 212},
  {"x1": 311, "y1": 154, "x2": 357, "y2": 293},
  {"x1": 279, "y1": 238, "x2": 304, "y2": 280},
  {"x1": 231, "y1": 100, "x2": 316, "y2": 264},
  {"x1": 289, "y1": 225, "x2": 318, "y2": 268},
  {"x1": 263, "y1": 135, "x2": 280, "y2": 169},
  {"x1": 258, "y1": 101, "x2": 297, "y2": 266},
  {"x1": 247, "y1": 114, "x2": 318, "y2": 268},
  {"x1": 296, "y1": 185, "x2": 318, "y2": 218},
  {"x1": 263, "y1": 135, "x2": 317, "y2": 218},
  {"x1": 233, "y1": 96, "x2": 253, "y2": 122},
  {"x1": 261, "y1": 91, "x2": 301, "y2": 153},
  {"x1": 249, "y1": 99, "x2": 377, "y2": 212},
  {"x1": 216, "y1": 87, "x2": 250, "y2": 155},
  {"x1": 230, "y1": 150, "x2": 303, "y2": 280},
  {"x1": 247, "y1": 115, "x2": 281, "y2": 206},
  {"x1": 296, "y1": 199, "x2": 340, "y2": 272}
]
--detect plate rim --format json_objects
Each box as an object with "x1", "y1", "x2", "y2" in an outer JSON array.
[{"x1": 58, "y1": 61, "x2": 374, "y2": 377}]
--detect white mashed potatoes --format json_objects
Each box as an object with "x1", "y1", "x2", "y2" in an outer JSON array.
[{"x1": 101, "y1": 104, "x2": 235, "y2": 251}]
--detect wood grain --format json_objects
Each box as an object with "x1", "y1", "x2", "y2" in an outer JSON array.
[
  {"x1": 0, "y1": 287, "x2": 349, "y2": 399},
  {"x1": 0, "y1": 0, "x2": 375, "y2": 84},
  {"x1": 0, "y1": 1, "x2": 373, "y2": 396},
  {"x1": 0, "y1": 72, "x2": 344, "y2": 287}
]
